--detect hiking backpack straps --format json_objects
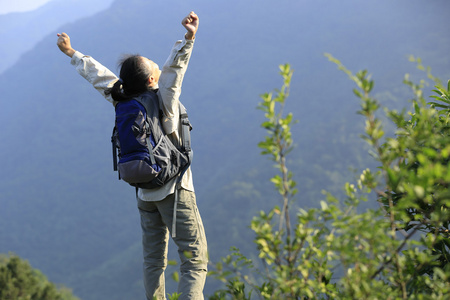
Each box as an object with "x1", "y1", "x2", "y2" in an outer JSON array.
[
  {"x1": 177, "y1": 102, "x2": 193, "y2": 184},
  {"x1": 170, "y1": 103, "x2": 194, "y2": 238},
  {"x1": 111, "y1": 90, "x2": 192, "y2": 190}
]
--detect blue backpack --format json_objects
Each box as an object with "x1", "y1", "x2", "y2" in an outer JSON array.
[{"x1": 111, "y1": 90, "x2": 192, "y2": 189}]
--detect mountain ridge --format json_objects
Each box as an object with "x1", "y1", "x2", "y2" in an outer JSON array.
[{"x1": 0, "y1": 0, "x2": 114, "y2": 73}]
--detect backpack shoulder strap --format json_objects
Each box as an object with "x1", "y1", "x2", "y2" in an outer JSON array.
[
  {"x1": 133, "y1": 93, "x2": 159, "y2": 165},
  {"x1": 179, "y1": 102, "x2": 192, "y2": 153},
  {"x1": 135, "y1": 91, "x2": 163, "y2": 138},
  {"x1": 176, "y1": 102, "x2": 193, "y2": 188}
]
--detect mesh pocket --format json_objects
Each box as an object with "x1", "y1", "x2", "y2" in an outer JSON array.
[{"x1": 152, "y1": 135, "x2": 189, "y2": 183}]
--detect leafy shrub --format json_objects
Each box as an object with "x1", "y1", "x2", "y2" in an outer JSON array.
[{"x1": 209, "y1": 60, "x2": 450, "y2": 299}]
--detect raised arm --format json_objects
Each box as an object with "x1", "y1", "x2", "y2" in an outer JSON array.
[
  {"x1": 158, "y1": 12, "x2": 199, "y2": 133},
  {"x1": 57, "y1": 32, "x2": 118, "y2": 105}
]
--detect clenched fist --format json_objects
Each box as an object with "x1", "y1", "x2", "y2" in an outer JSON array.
[
  {"x1": 182, "y1": 11, "x2": 199, "y2": 40},
  {"x1": 56, "y1": 32, "x2": 75, "y2": 57}
]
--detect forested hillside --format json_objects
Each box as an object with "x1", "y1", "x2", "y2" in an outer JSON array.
[{"x1": 0, "y1": 0, "x2": 449, "y2": 299}]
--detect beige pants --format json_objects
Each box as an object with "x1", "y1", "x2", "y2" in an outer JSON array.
[{"x1": 137, "y1": 189, "x2": 208, "y2": 300}]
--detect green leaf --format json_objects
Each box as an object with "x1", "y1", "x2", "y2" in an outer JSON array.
[
  {"x1": 167, "y1": 260, "x2": 177, "y2": 266},
  {"x1": 353, "y1": 88, "x2": 363, "y2": 99},
  {"x1": 428, "y1": 102, "x2": 450, "y2": 109},
  {"x1": 171, "y1": 271, "x2": 179, "y2": 283}
]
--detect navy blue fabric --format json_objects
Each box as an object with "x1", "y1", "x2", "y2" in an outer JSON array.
[{"x1": 115, "y1": 99, "x2": 160, "y2": 172}]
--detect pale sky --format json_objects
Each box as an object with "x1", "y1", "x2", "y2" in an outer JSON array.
[{"x1": 0, "y1": 0, "x2": 52, "y2": 14}]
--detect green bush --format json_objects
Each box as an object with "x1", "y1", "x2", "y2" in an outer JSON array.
[
  {"x1": 209, "y1": 60, "x2": 450, "y2": 299},
  {"x1": 0, "y1": 254, "x2": 79, "y2": 300}
]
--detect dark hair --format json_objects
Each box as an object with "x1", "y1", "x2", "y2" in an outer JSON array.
[{"x1": 106, "y1": 54, "x2": 153, "y2": 102}]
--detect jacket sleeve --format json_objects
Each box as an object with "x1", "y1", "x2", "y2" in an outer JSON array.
[
  {"x1": 70, "y1": 51, "x2": 118, "y2": 106},
  {"x1": 158, "y1": 38, "x2": 195, "y2": 134}
]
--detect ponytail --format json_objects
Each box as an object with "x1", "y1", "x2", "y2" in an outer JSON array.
[{"x1": 106, "y1": 78, "x2": 129, "y2": 102}]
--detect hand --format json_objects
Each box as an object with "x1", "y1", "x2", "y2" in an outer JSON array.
[
  {"x1": 182, "y1": 11, "x2": 199, "y2": 40},
  {"x1": 56, "y1": 32, "x2": 76, "y2": 57}
]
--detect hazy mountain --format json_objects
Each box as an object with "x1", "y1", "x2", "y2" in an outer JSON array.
[
  {"x1": 0, "y1": 0, "x2": 114, "y2": 73},
  {"x1": 0, "y1": 0, "x2": 449, "y2": 299}
]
